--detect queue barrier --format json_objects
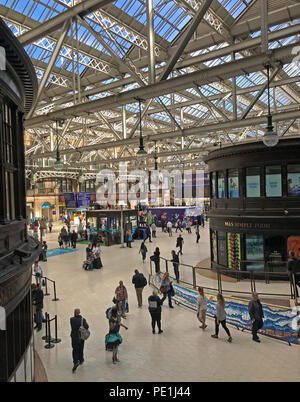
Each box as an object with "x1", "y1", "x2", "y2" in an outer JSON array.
[{"x1": 42, "y1": 312, "x2": 61, "y2": 349}]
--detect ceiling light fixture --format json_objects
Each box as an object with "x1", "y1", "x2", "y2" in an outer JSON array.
[
  {"x1": 136, "y1": 97, "x2": 147, "y2": 155},
  {"x1": 263, "y1": 64, "x2": 279, "y2": 147}
]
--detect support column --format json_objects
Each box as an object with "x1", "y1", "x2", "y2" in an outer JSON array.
[
  {"x1": 0, "y1": 94, "x2": 8, "y2": 224},
  {"x1": 231, "y1": 51, "x2": 237, "y2": 120},
  {"x1": 180, "y1": 108, "x2": 184, "y2": 150},
  {"x1": 147, "y1": 0, "x2": 156, "y2": 84},
  {"x1": 261, "y1": 0, "x2": 268, "y2": 53},
  {"x1": 122, "y1": 106, "x2": 127, "y2": 139}
]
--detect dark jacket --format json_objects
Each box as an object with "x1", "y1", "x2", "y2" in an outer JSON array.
[
  {"x1": 152, "y1": 250, "x2": 160, "y2": 262},
  {"x1": 288, "y1": 257, "x2": 299, "y2": 274},
  {"x1": 71, "y1": 232, "x2": 78, "y2": 241},
  {"x1": 248, "y1": 299, "x2": 264, "y2": 321},
  {"x1": 70, "y1": 315, "x2": 89, "y2": 340},
  {"x1": 171, "y1": 253, "x2": 179, "y2": 266},
  {"x1": 148, "y1": 295, "x2": 162, "y2": 314},
  {"x1": 33, "y1": 288, "x2": 44, "y2": 310},
  {"x1": 132, "y1": 273, "x2": 147, "y2": 288}
]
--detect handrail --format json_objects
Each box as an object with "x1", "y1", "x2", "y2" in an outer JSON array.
[
  {"x1": 154, "y1": 256, "x2": 296, "y2": 299},
  {"x1": 32, "y1": 273, "x2": 59, "y2": 301}
]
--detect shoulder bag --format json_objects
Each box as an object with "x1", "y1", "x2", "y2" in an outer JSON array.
[{"x1": 79, "y1": 317, "x2": 90, "y2": 341}]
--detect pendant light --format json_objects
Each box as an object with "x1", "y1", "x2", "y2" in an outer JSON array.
[
  {"x1": 136, "y1": 97, "x2": 147, "y2": 155},
  {"x1": 154, "y1": 140, "x2": 158, "y2": 170},
  {"x1": 262, "y1": 64, "x2": 278, "y2": 147}
]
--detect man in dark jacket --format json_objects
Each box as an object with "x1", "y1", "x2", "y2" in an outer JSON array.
[
  {"x1": 176, "y1": 234, "x2": 184, "y2": 255},
  {"x1": 132, "y1": 269, "x2": 147, "y2": 307},
  {"x1": 148, "y1": 290, "x2": 163, "y2": 334},
  {"x1": 248, "y1": 292, "x2": 264, "y2": 343},
  {"x1": 70, "y1": 308, "x2": 89, "y2": 372},
  {"x1": 171, "y1": 250, "x2": 180, "y2": 283},
  {"x1": 288, "y1": 251, "x2": 300, "y2": 297},
  {"x1": 32, "y1": 283, "x2": 44, "y2": 331},
  {"x1": 71, "y1": 230, "x2": 78, "y2": 248}
]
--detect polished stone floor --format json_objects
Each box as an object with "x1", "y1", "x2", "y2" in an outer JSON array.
[{"x1": 33, "y1": 223, "x2": 300, "y2": 382}]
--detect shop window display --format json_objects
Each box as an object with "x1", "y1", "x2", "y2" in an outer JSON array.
[
  {"x1": 265, "y1": 166, "x2": 282, "y2": 197},
  {"x1": 228, "y1": 169, "x2": 239, "y2": 198},
  {"x1": 246, "y1": 167, "x2": 261, "y2": 197},
  {"x1": 287, "y1": 165, "x2": 300, "y2": 197},
  {"x1": 246, "y1": 235, "x2": 264, "y2": 272},
  {"x1": 217, "y1": 232, "x2": 227, "y2": 266},
  {"x1": 217, "y1": 171, "x2": 225, "y2": 198},
  {"x1": 211, "y1": 230, "x2": 217, "y2": 262},
  {"x1": 227, "y1": 233, "x2": 241, "y2": 270}
]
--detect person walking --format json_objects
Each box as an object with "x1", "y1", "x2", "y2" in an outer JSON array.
[
  {"x1": 105, "y1": 306, "x2": 128, "y2": 364},
  {"x1": 139, "y1": 241, "x2": 148, "y2": 263},
  {"x1": 171, "y1": 250, "x2": 180, "y2": 283},
  {"x1": 160, "y1": 272, "x2": 174, "y2": 308},
  {"x1": 71, "y1": 230, "x2": 78, "y2": 249},
  {"x1": 167, "y1": 220, "x2": 173, "y2": 237},
  {"x1": 148, "y1": 290, "x2": 163, "y2": 334},
  {"x1": 126, "y1": 230, "x2": 133, "y2": 248},
  {"x1": 115, "y1": 281, "x2": 128, "y2": 315},
  {"x1": 211, "y1": 293, "x2": 232, "y2": 342},
  {"x1": 288, "y1": 250, "x2": 300, "y2": 298},
  {"x1": 248, "y1": 292, "x2": 264, "y2": 343},
  {"x1": 132, "y1": 269, "x2": 147, "y2": 307},
  {"x1": 32, "y1": 283, "x2": 44, "y2": 332},
  {"x1": 186, "y1": 220, "x2": 192, "y2": 234},
  {"x1": 151, "y1": 222, "x2": 157, "y2": 238},
  {"x1": 48, "y1": 222, "x2": 53, "y2": 233},
  {"x1": 70, "y1": 308, "x2": 89, "y2": 372},
  {"x1": 196, "y1": 226, "x2": 200, "y2": 243},
  {"x1": 197, "y1": 287, "x2": 207, "y2": 329},
  {"x1": 93, "y1": 243, "x2": 103, "y2": 269},
  {"x1": 176, "y1": 234, "x2": 184, "y2": 255}
]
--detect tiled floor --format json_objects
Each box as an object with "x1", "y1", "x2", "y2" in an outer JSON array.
[{"x1": 33, "y1": 223, "x2": 300, "y2": 382}]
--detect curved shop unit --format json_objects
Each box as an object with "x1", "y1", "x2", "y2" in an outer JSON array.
[
  {"x1": 0, "y1": 18, "x2": 40, "y2": 382},
  {"x1": 204, "y1": 139, "x2": 300, "y2": 276}
]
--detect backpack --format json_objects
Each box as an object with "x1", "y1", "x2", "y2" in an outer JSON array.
[
  {"x1": 78, "y1": 317, "x2": 90, "y2": 341},
  {"x1": 141, "y1": 274, "x2": 147, "y2": 287}
]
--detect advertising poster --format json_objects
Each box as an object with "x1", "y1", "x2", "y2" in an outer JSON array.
[
  {"x1": 218, "y1": 177, "x2": 225, "y2": 198},
  {"x1": 246, "y1": 175, "x2": 260, "y2": 197},
  {"x1": 266, "y1": 173, "x2": 282, "y2": 197},
  {"x1": 64, "y1": 193, "x2": 77, "y2": 208},
  {"x1": 287, "y1": 173, "x2": 300, "y2": 196},
  {"x1": 211, "y1": 177, "x2": 216, "y2": 198},
  {"x1": 227, "y1": 233, "x2": 241, "y2": 270},
  {"x1": 217, "y1": 232, "x2": 227, "y2": 266},
  {"x1": 287, "y1": 236, "x2": 300, "y2": 258},
  {"x1": 246, "y1": 235, "x2": 264, "y2": 271},
  {"x1": 78, "y1": 192, "x2": 91, "y2": 207},
  {"x1": 228, "y1": 177, "x2": 239, "y2": 198}
]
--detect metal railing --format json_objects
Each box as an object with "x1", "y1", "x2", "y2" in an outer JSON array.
[
  {"x1": 32, "y1": 274, "x2": 59, "y2": 301},
  {"x1": 150, "y1": 257, "x2": 298, "y2": 300}
]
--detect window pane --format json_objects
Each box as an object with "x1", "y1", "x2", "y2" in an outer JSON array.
[
  {"x1": 246, "y1": 235, "x2": 264, "y2": 272},
  {"x1": 211, "y1": 230, "x2": 217, "y2": 262},
  {"x1": 211, "y1": 172, "x2": 216, "y2": 198},
  {"x1": 228, "y1": 169, "x2": 239, "y2": 198},
  {"x1": 217, "y1": 231, "x2": 227, "y2": 266},
  {"x1": 266, "y1": 166, "x2": 282, "y2": 197},
  {"x1": 246, "y1": 167, "x2": 260, "y2": 197},
  {"x1": 217, "y1": 171, "x2": 225, "y2": 198},
  {"x1": 10, "y1": 173, "x2": 15, "y2": 220},
  {"x1": 287, "y1": 165, "x2": 300, "y2": 197}
]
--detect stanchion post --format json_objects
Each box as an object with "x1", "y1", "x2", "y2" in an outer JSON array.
[
  {"x1": 42, "y1": 312, "x2": 49, "y2": 341},
  {"x1": 51, "y1": 315, "x2": 61, "y2": 344},
  {"x1": 165, "y1": 259, "x2": 168, "y2": 273},
  {"x1": 52, "y1": 281, "x2": 59, "y2": 301},
  {"x1": 44, "y1": 314, "x2": 55, "y2": 349},
  {"x1": 44, "y1": 277, "x2": 50, "y2": 296},
  {"x1": 192, "y1": 266, "x2": 196, "y2": 289}
]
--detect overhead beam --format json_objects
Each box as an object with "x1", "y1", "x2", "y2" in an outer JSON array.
[
  {"x1": 29, "y1": 107, "x2": 300, "y2": 159},
  {"x1": 25, "y1": 43, "x2": 299, "y2": 128},
  {"x1": 160, "y1": 0, "x2": 213, "y2": 81},
  {"x1": 18, "y1": 0, "x2": 114, "y2": 46}
]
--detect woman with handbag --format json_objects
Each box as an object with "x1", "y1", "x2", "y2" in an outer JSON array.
[
  {"x1": 160, "y1": 272, "x2": 174, "y2": 308},
  {"x1": 93, "y1": 243, "x2": 103, "y2": 269},
  {"x1": 211, "y1": 293, "x2": 232, "y2": 343},
  {"x1": 105, "y1": 306, "x2": 128, "y2": 364},
  {"x1": 197, "y1": 287, "x2": 207, "y2": 329}
]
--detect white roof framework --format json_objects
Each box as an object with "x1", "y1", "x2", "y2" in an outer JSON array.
[{"x1": 1, "y1": 0, "x2": 300, "y2": 174}]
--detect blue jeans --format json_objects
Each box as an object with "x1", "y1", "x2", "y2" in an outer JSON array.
[{"x1": 161, "y1": 291, "x2": 172, "y2": 307}]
